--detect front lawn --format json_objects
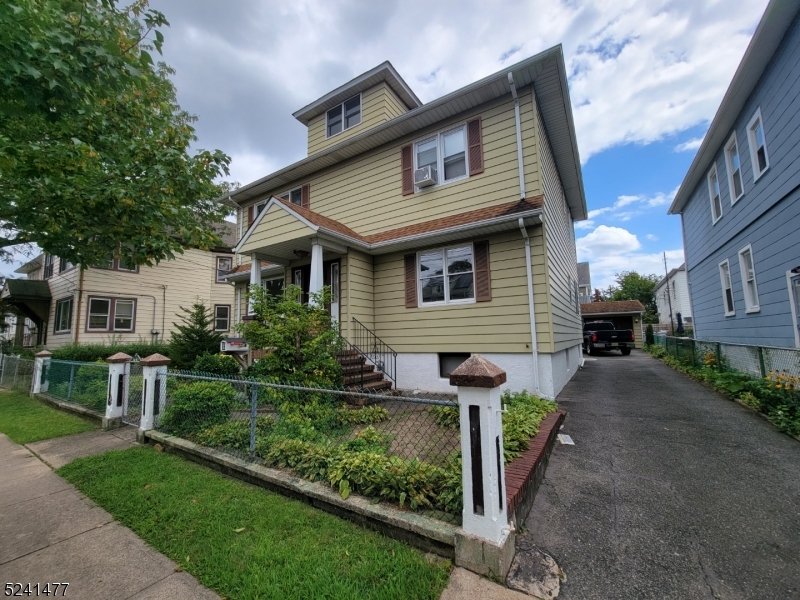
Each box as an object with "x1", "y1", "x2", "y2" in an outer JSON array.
[
  {"x1": 58, "y1": 446, "x2": 452, "y2": 600},
  {"x1": 0, "y1": 390, "x2": 96, "y2": 444}
]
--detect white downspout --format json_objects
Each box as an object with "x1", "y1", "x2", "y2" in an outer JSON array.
[
  {"x1": 508, "y1": 72, "x2": 526, "y2": 200},
  {"x1": 519, "y1": 217, "x2": 540, "y2": 396}
]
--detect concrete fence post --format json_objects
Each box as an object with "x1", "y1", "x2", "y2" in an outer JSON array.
[
  {"x1": 104, "y1": 353, "x2": 132, "y2": 430},
  {"x1": 138, "y1": 353, "x2": 171, "y2": 440},
  {"x1": 32, "y1": 350, "x2": 53, "y2": 395},
  {"x1": 450, "y1": 355, "x2": 514, "y2": 581}
]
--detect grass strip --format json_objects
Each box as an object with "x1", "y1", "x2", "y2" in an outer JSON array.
[
  {"x1": 58, "y1": 446, "x2": 451, "y2": 600},
  {"x1": 0, "y1": 390, "x2": 96, "y2": 444}
]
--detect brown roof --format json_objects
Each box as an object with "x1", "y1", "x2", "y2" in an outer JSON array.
[
  {"x1": 223, "y1": 261, "x2": 275, "y2": 276},
  {"x1": 212, "y1": 221, "x2": 237, "y2": 249},
  {"x1": 581, "y1": 300, "x2": 646, "y2": 315},
  {"x1": 267, "y1": 195, "x2": 543, "y2": 246}
]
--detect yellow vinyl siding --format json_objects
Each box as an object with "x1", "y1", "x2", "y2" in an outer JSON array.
[
  {"x1": 307, "y1": 84, "x2": 409, "y2": 155},
  {"x1": 241, "y1": 87, "x2": 542, "y2": 241},
  {"x1": 537, "y1": 107, "x2": 582, "y2": 353},
  {"x1": 73, "y1": 249, "x2": 234, "y2": 346},
  {"x1": 342, "y1": 250, "x2": 374, "y2": 335},
  {"x1": 372, "y1": 230, "x2": 551, "y2": 353},
  {"x1": 44, "y1": 263, "x2": 80, "y2": 348},
  {"x1": 239, "y1": 204, "x2": 316, "y2": 254}
]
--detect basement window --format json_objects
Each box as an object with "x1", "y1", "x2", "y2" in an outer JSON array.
[{"x1": 439, "y1": 353, "x2": 471, "y2": 378}]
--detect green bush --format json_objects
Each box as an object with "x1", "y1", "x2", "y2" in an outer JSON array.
[
  {"x1": 169, "y1": 302, "x2": 223, "y2": 370},
  {"x1": 429, "y1": 405, "x2": 460, "y2": 429},
  {"x1": 192, "y1": 416, "x2": 274, "y2": 451},
  {"x1": 192, "y1": 353, "x2": 241, "y2": 376},
  {"x1": 47, "y1": 362, "x2": 109, "y2": 411},
  {"x1": 4, "y1": 346, "x2": 38, "y2": 359},
  {"x1": 51, "y1": 342, "x2": 169, "y2": 363},
  {"x1": 645, "y1": 324, "x2": 654, "y2": 346},
  {"x1": 344, "y1": 426, "x2": 392, "y2": 454},
  {"x1": 336, "y1": 405, "x2": 389, "y2": 424},
  {"x1": 160, "y1": 381, "x2": 237, "y2": 437}
]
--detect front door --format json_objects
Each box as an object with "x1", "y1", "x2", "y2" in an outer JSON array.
[{"x1": 293, "y1": 265, "x2": 311, "y2": 304}]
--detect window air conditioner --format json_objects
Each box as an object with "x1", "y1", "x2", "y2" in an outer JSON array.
[{"x1": 414, "y1": 165, "x2": 437, "y2": 187}]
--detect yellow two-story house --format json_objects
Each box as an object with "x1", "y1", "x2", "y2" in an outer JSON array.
[
  {"x1": 2, "y1": 223, "x2": 236, "y2": 349},
  {"x1": 225, "y1": 47, "x2": 587, "y2": 399}
]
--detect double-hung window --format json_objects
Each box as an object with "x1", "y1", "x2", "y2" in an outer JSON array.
[
  {"x1": 725, "y1": 134, "x2": 744, "y2": 203},
  {"x1": 95, "y1": 254, "x2": 138, "y2": 273},
  {"x1": 216, "y1": 257, "x2": 233, "y2": 283},
  {"x1": 59, "y1": 257, "x2": 73, "y2": 273},
  {"x1": 214, "y1": 305, "x2": 230, "y2": 332},
  {"x1": 87, "y1": 297, "x2": 135, "y2": 332},
  {"x1": 708, "y1": 165, "x2": 722, "y2": 223},
  {"x1": 747, "y1": 108, "x2": 769, "y2": 180},
  {"x1": 738, "y1": 245, "x2": 760, "y2": 312},
  {"x1": 43, "y1": 255, "x2": 54, "y2": 279},
  {"x1": 719, "y1": 260, "x2": 735, "y2": 316},
  {"x1": 279, "y1": 188, "x2": 302, "y2": 206},
  {"x1": 414, "y1": 126, "x2": 468, "y2": 189},
  {"x1": 54, "y1": 297, "x2": 73, "y2": 334},
  {"x1": 326, "y1": 94, "x2": 361, "y2": 137},
  {"x1": 418, "y1": 244, "x2": 474, "y2": 305}
]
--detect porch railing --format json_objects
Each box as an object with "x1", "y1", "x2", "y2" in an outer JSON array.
[{"x1": 350, "y1": 318, "x2": 397, "y2": 386}]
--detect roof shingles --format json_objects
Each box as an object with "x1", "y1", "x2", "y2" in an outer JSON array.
[{"x1": 581, "y1": 300, "x2": 646, "y2": 315}]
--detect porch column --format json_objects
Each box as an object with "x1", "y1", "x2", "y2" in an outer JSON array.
[
  {"x1": 309, "y1": 240, "x2": 324, "y2": 306},
  {"x1": 249, "y1": 254, "x2": 261, "y2": 313}
]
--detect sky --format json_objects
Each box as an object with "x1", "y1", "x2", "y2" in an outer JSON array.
[{"x1": 4, "y1": 0, "x2": 771, "y2": 289}]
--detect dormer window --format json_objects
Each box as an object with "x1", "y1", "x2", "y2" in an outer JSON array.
[
  {"x1": 279, "y1": 188, "x2": 302, "y2": 206},
  {"x1": 326, "y1": 94, "x2": 361, "y2": 138}
]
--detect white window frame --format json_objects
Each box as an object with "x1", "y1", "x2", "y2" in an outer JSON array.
[
  {"x1": 278, "y1": 187, "x2": 302, "y2": 206},
  {"x1": 54, "y1": 297, "x2": 73, "y2": 334},
  {"x1": 87, "y1": 298, "x2": 111, "y2": 331},
  {"x1": 724, "y1": 133, "x2": 744, "y2": 204},
  {"x1": 113, "y1": 299, "x2": 135, "y2": 331},
  {"x1": 213, "y1": 304, "x2": 231, "y2": 332},
  {"x1": 787, "y1": 270, "x2": 800, "y2": 349},
  {"x1": 86, "y1": 297, "x2": 136, "y2": 332},
  {"x1": 325, "y1": 93, "x2": 362, "y2": 139},
  {"x1": 747, "y1": 108, "x2": 770, "y2": 182},
  {"x1": 708, "y1": 164, "x2": 723, "y2": 224},
  {"x1": 413, "y1": 123, "x2": 469, "y2": 192},
  {"x1": 737, "y1": 244, "x2": 760, "y2": 313},
  {"x1": 417, "y1": 243, "x2": 476, "y2": 307},
  {"x1": 719, "y1": 259, "x2": 735, "y2": 317},
  {"x1": 216, "y1": 256, "x2": 233, "y2": 283}
]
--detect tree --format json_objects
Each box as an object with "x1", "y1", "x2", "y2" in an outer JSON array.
[
  {"x1": 605, "y1": 271, "x2": 660, "y2": 323},
  {"x1": 0, "y1": 0, "x2": 231, "y2": 267},
  {"x1": 240, "y1": 284, "x2": 342, "y2": 387},
  {"x1": 169, "y1": 301, "x2": 223, "y2": 370}
]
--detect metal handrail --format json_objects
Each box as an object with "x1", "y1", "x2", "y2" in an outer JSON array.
[{"x1": 350, "y1": 318, "x2": 398, "y2": 386}]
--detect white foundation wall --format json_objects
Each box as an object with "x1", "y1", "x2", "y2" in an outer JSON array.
[{"x1": 395, "y1": 346, "x2": 582, "y2": 399}]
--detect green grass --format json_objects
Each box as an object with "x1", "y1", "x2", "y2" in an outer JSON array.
[
  {"x1": 58, "y1": 446, "x2": 452, "y2": 600},
  {"x1": 0, "y1": 390, "x2": 96, "y2": 444}
]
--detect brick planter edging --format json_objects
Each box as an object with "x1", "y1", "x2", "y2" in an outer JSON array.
[{"x1": 505, "y1": 410, "x2": 566, "y2": 527}]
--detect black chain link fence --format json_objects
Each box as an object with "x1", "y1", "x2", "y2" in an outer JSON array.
[{"x1": 153, "y1": 371, "x2": 463, "y2": 523}]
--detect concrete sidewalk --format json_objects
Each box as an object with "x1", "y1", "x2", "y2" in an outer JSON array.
[{"x1": 0, "y1": 432, "x2": 218, "y2": 600}]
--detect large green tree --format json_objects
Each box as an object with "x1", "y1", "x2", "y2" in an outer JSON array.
[
  {"x1": 0, "y1": 0, "x2": 231, "y2": 267},
  {"x1": 603, "y1": 271, "x2": 660, "y2": 323}
]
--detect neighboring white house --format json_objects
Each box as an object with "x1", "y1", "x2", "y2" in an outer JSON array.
[{"x1": 654, "y1": 264, "x2": 692, "y2": 327}]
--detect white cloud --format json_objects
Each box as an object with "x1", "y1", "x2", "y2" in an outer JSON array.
[
  {"x1": 587, "y1": 186, "x2": 680, "y2": 224},
  {"x1": 674, "y1": 136, "x2": 705, "y2": 152},
  {"x1": 646, "y1": 233, "x2": 659, "y2": 241},
  {"x1": 577, "y1": 225, "x2": 683, "y2": 289},
  {"x1": 587, "y1": 207, "x2": 612, "y2": 219},
  {"x1": 615, "y1": 194, "x2": 642, "y2": 208},
  {"x1": 574, "y1": 219, "x2": 596, "y2": 230}
]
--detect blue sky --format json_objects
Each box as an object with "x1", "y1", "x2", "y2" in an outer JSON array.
[{"x1": 3, "y1": 0, "x2": 771, "y2": 288}]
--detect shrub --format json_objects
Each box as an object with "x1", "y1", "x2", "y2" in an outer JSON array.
[
  {"x1": 160, "y1": 381, "x2": 237, "y2": 437},
  {"x1": 169, "y1": 301, "x2": 223, "y2": 370},
  {"x1": 192, "y1": 416, "x2": 274, "y2": 451},
  {"x1": 429, "y1": 405, "x2": 460, "y2": 429},
  {"x1": 336, "y1": 405, "x2": 389, "y2": 424},
  {"x1": 645, "y1": 324, "x2": 654, "y2": 346},
  {"x1": 192, "y1": 353, "x2": 241, "y2": 376},
  {"x1": 51, "y1": 342, "x2": 169, "y2": 362},
  {"x1": 344, "y1": 426, "x2": 392, "y2": 454}
]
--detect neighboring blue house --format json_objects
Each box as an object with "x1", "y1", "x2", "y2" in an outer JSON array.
[{"x1": 669, "y1": 0, "x2": 800, "y2": 349}]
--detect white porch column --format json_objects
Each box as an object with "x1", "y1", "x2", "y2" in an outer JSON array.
[
  {"x1": 450, "y1": 355, "x2": 514, "y2": 581},
  {"x1": 309, "y1": 240, "x2": 324, "y2": 306},
  {"x1": 139, "y1": 353, "x2": 171, "y2": 434},
  {"x1": 32, "y1": 350, "x2": 52, "y2": 395},
  {"x1": 249, "y1": 254, "x2": 261, "y2": 313},
  {"x1": 104, "y1": 352, "x2": 131, "y2": 430}
]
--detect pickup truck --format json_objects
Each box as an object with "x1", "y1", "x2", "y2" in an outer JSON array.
[{"x1": 583, "y1": 321, "x2": 635, "y2": 355}]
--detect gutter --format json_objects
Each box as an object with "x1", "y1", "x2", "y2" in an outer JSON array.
[
  {"x1": 519, "y1": 218, "x2": 540, "y2": 395},
  {"x1": 508, "y1": 73, "x2": 527, "y2": 200}
]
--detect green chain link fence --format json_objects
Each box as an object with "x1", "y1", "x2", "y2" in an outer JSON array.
[{"x1": 45, "y1": 359, "x2": 109, "y2": 414}]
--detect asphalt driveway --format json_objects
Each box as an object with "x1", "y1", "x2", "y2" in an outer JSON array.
[{"x1": 522, "y1": 350, "x2": 800, "y2": 600}]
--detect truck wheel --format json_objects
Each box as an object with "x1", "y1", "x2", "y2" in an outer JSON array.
[{"x1": 621, "y1": 348, "x2": 631, "y2": 356}]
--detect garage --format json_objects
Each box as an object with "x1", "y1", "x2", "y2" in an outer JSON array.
[{"x1": 580, "y1": 300, "x2": 646, "y2": 349}]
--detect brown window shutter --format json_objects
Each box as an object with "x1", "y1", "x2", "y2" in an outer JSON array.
[
  {"x1": 247, "y1": 205, "x2": 254, "y2": 228},
  {"x1": 401, "y1": 144, "x2": 414, "y2": 196},
  {"x1": 474, "y1": 240, "x2": 491, "y2": 302},
  {"x1": 467, "y1": 117, "x2": 484, "y2": 176},
  {"x1": 404, "y1": 253, "x2": 418, "y2": 308},
  {"x1": 301, "y1": 184, "x2": 310, "y2": 209}
]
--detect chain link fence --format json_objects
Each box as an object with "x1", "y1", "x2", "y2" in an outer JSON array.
[
  {"x1": 152, "y1": 371, "x2": 462, "y2": 523},
  {"x1": 45, "y1": 359, "x2": 109, "y2": 414},
  {"x1": 0, "y1": 355, "x2": 35, "y2": 392},
  {"x1": 653, "y1": 335, "x2": 800, "y2": 378}
]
